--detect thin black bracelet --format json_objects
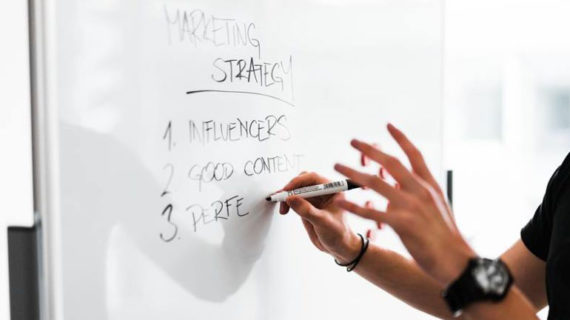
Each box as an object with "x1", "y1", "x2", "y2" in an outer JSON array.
[
  {"x1": 334, "y1": 234, "x2": 364, "y2": 267},
  {"x1": 334, "y1": 233, "x2": 370, "y2": 272}
]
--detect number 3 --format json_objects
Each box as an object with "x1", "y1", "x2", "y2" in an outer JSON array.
[{"x1": 160, "y1": 204, "x2": 178, "y2": 242}]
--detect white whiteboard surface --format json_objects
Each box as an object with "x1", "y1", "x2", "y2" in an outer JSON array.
[{"x1": 34, "y1": 0, "x2": 443, "y2": 319}]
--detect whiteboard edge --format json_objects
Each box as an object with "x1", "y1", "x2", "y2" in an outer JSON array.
[{"x1": 29, "y1": 0, "x2": 64, "y2": 318}]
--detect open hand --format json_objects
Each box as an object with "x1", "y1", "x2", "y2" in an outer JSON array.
[{"x1": 334, "y1": 123, "x2": 475, "y2": 285}]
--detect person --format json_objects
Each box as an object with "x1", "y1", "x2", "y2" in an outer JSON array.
[{"x1": 277, "y1": 123, "x2": 570, "y2": 319}]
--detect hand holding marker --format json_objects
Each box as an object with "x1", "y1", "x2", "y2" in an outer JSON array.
[{"x1": 266, "y1": 180, "x2": 361, "y2": 202}]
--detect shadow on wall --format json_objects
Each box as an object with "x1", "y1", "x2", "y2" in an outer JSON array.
[{"x1": 59, "y1": 123, "x2": 275, "y2": 320}]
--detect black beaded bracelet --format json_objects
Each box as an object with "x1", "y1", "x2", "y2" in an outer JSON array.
[{"x1": 334, "y1": 233, "x2": 370, "y2": 272}]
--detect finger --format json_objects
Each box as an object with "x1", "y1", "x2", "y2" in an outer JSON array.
[
  {"x1": 302, "y1": 219, "x2": 326, "y2": 252},
  {"x1": 282, "y1": 172, "x2": 325, "y2": 191},
  {"x1": 366, "y1": 229, "x2": 377, "y2": 240},
  {"x1": 350, "y1": 139, "x2": 423, "y2": 193},
  {"x1": 365, "y1": 201, "x2": 382, "y2": 229},
  {"x1": 334, "y1": 163, "x2": 404, "y2": 204},
  {"x1": 286, "y1": 196, "x2": 324, "y2": 223},
  {"x1": 387, "y1": 123, "x2": 440, "y2": 192},
  {"x1": 279, "y1": 172, "x2": 320, "y2": 214},
  {"x1": 360, "y1": 151, "x2": 369, "y2": 166},
  {"x1": 335, "y1": 199, "x2": 391, "y2": 226},
  {"x1": 279, "y1": 201, "x2": 288, "y2": 215},
  {"x1": 361, "y1": 143, "x2": 380, "y2": 166}
]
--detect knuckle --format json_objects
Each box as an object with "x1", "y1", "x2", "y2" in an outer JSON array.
[
  {"x1": 385, "y1": 156, "x2": 400, "y2": 168},
  {"x1": 365, "y1": 174, "x2": 379, "y2": 186},
  {"x1": 394, "y1": 215, "x2": 411, "y2": 231},
  {"x1": 407, "y1": 199, "x2": 422, "y2": 211},
  {"x1": 310, "y1": 208, "x2": 324, "y2": 220},
  {"x1": 302, "y1": 203, "x2": 314, "y2": 215},
  {"x1": 418, "y1": 187, "x2": 432, "y2": 201},
  {"x1": 293, "y1": 206, "x2": 307, "y2": 216}
]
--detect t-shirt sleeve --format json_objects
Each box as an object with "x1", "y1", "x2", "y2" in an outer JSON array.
[
  {"x1": 521, "y1": 204, "x2": 551, "y2": 261},
  {"x1": 521, "y1": 153, "x2": 570, "y2": 261}
]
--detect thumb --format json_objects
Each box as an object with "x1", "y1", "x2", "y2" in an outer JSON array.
[{"x1": 286, "y1": 196, "x2": 324, "y2": 223}]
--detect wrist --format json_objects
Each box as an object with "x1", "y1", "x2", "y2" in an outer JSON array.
[
  {"x1": 439, "y1": 244, "x2": 478, "y2": 287},
  {"x1": 331, "y1": 232, "x2": 362, "y2": 264}
]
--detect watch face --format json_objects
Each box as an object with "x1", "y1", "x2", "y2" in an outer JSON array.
[{"x1": 472, "y1": 259, "x2": 509, "y2": 295}]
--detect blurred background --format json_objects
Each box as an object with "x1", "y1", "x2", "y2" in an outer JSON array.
[
  {"x1": 2, "y1": 0, "x2": 570, "y2": 319},
  {"x1": 445, "y1": 1, "x2": 570, "y2": 318}
]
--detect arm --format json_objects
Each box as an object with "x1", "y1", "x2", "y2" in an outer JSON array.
[
  {"x1": 283, "y1": 179, "x2": 539, "y2": 320},
  {"x1": 279, "y1": 172, "x2": 456, "y2": 319},
  {"x1": 457, "y1": 240, "x2": 547, "y2": 319},
  {"x1": 334, "y1": 123, "x2": 538, "y2": 319},
  {"x1": 501, "y1": 240, "x2": 547, "y2": 310},
  {"x1": 354, "y1": 244, "x2": 540, "y2": 320},
  {"x1": 354, "y1": 240, "x2": 547, "y2": 319},
  {"x1": 352, "y1": 244, "x2": 457, "y2": 319},
  {"x1": 280, "y1": 123, "x2": 541, "y2": 319}
]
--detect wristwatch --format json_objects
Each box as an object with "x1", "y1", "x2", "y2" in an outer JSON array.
[{"x1": 442, "y1": 257, "x2": 513, "y2": 317}]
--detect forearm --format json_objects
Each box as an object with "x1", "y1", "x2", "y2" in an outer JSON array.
[
  {"x1": 462, "y1": 287, "x2": 537, "y2": 320},
  {"x1": 352, "y1": 244, "x2": 538, "y2": 320},
  {"x1": 352, "y1": 244, "x2": 456, "y2": 319}
]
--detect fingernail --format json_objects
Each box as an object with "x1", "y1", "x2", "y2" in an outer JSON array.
[
  {"x1": 350, "y1": 139, "x2": 360, "y2": 147},
  {"x1": 360, "y1": 152, "x2": 369, "y2": 166},
  {"x1": 379, "y1": 167, "x2": 386, "y2": 179}
]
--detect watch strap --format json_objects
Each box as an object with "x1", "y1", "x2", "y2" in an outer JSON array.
[
  {"x1": 443, "y1": 259, "x2": 482, "y2": 314},
  {"x1": 442, "y1": 258, "x2": 513, "y2": 316},
  {"x1": 443, "y1": 259, "x2": 482, "y2": 313}
]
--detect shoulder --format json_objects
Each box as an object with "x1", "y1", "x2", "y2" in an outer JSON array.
[{"x1": 546, "y1": 152, "x2": 570, "y2": 206}]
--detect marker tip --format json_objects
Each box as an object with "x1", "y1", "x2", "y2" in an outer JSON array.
[{"x1": 265, "y1": 197, "x2": 271, "y2": 201}]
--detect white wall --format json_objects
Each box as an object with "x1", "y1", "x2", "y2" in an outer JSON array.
[{"x1": 0, "y1": 1, "x2": 36, "y2": 319}]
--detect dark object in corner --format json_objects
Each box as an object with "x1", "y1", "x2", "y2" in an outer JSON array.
[{"x1": 8, "y1": 226, "x2": 40, "y2": 320}]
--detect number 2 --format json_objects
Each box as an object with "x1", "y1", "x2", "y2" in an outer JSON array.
[{"x1": 161, "y1": 163, "x2": 174, "y2": 196}]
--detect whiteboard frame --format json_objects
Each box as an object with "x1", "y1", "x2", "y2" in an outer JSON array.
[{"x1": 29, "y1": 0, "x2": 65, "y2": 318}]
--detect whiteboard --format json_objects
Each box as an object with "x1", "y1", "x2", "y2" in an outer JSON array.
[{"x1": 33, "y1": 0, "x2": 443, "y2": 319}]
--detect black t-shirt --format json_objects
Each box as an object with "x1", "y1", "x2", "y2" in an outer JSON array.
[{"x1": 521, "y1": 152, "x2": 570, "y2": 319}]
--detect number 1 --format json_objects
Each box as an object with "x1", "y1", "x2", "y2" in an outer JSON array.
[{"x1": 163, "y1": 121, "x2": 173, "y2": 151}]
